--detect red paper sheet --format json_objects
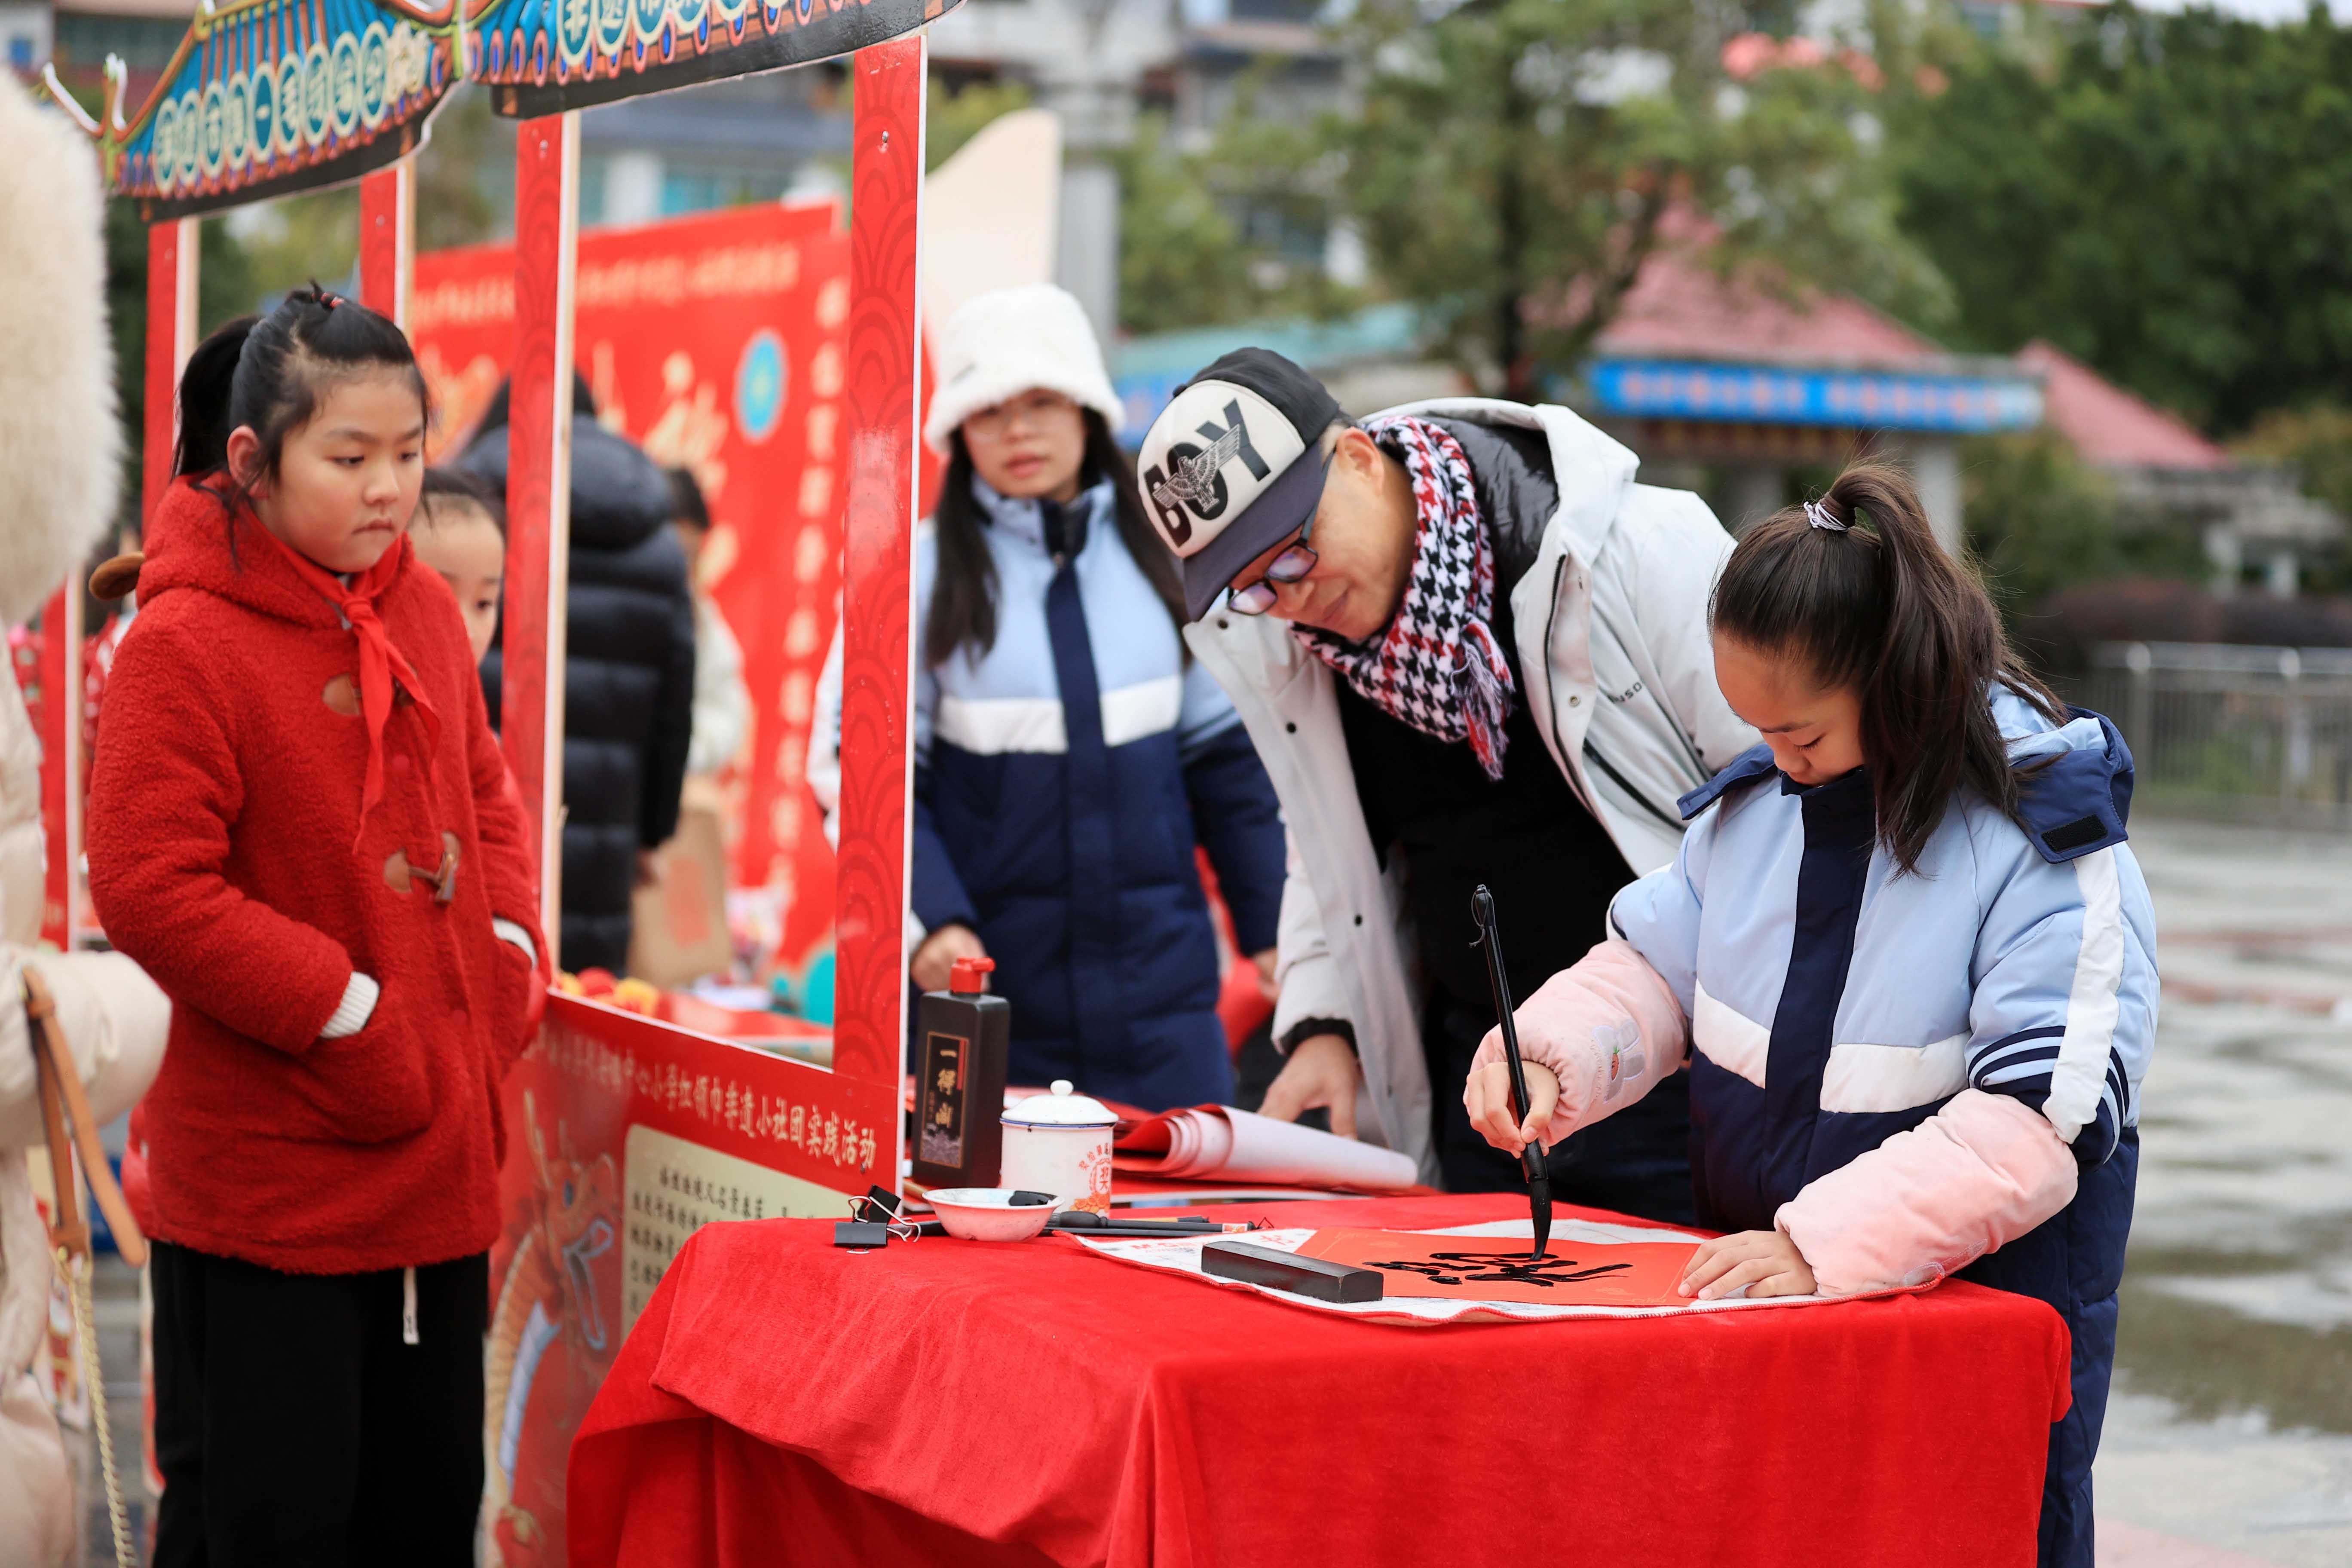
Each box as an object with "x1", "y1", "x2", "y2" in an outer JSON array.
[{"x1": 1292, "y1": 1228, "x2": 1701, "y2": 1307}]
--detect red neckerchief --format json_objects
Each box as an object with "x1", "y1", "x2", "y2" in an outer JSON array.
[{"x1": 252, "y1": 519, "x2": 441, "y2": 846}]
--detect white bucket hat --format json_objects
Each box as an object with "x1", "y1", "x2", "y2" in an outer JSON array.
[{"x1": 924, "y1": 284, "x2": 1123, "y2": 455}]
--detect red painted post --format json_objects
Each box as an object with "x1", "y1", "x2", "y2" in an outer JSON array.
[
  {"x1": 502, "y1": 113, "x2": 580, "y2": 948},
  {"x1": 143, "y1": 219, "x2": 196, "y2": 531},
  {"x1": 68, "y1": 214, "x2": 198, "y2": 951},
  {"x1": 833, "y1": 35, "x2": 926, "y2": 1133},
  {"x1": 35, "y1": 586, "x2": 76, "y2": 950},
  {"x1": 357, "y1": 164, "x2": 413, "y2": 328}
]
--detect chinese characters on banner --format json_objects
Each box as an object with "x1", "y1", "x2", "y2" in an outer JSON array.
[
  {"x1": 409, "y1": 202, "x2": 851, "y2": 986},
  {"x1": 485, "y1": 996, "x2": 893, "y2": 1565}
]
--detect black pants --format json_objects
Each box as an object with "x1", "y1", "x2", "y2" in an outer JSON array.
[
  {"x1": 1425, "y1": 996, "x2": 1700, "y2": 1226},
  {"x1": 151, "y1": 1241, "x2": 489, "y2": 1568}
]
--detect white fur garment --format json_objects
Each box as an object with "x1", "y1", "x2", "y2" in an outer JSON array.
[{"x1": 0, "y1": 77, "x2": 122, "y2": 628}]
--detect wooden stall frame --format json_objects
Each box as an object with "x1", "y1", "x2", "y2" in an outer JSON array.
[
  {"x1": 829, "y1": 35, "x2": 925, "y2": 1105},
  {"x1": 32, "y1": 15, "x2": 938, "y2": 1558},
  {"x1": 502, "y1": 110, "x2": 580, "y2": 941},
  {"x1": 44, "y1": 9, "x2": 936, "y2": 1135},
  {"x1": 484, "y1": 24, "x2": 934, "y2": 1194},
  {"x1": 358, "y1": 163, "x2": 416, "y2": 330}
]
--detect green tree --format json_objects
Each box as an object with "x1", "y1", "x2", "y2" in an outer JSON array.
[
  {"x1": 414, "y1": 85, "x2": 502, "y2": 251},
  {"x1": 1961, "y1": 429, "x2": 2121, "y2": 626},
  {"x1": 1113, "y1": 114, "x2": 1259, "y2": 337},
  {"x1": 2237, "y1": 404, "x2": 2352, "y2": 524},
  {"x1": 106, "y1": 198, "x2": 253, "y2": 527},
  {"x1": 1113, "y1": 107, "x2": 1363, "y2": 337},
  {"x1": 1891, "y1": 3, "x2": 2352, "y2": 434},
  {"x1": 927, "y1": 76, "x2": 1035, "y2": 172},
  {"x1": 1329, "y1": 0, "x2": 1952, "y2": 396}
]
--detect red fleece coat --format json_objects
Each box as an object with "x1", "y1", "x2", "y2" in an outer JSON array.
[{"x1": 87, "y1": 480, "x2": 543, "y2": 1276}]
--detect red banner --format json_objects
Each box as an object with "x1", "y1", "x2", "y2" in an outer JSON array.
[
  {"x1": 411, "y1": 203, "x2": 850, "y2": 987},
  {"x1": 485, "y1": 996, "x2": 891, "y2": 1564}
]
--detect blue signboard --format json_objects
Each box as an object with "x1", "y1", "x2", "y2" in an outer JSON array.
[{"x1": 1587, "y1": 358, "x2": 2042, "y2": 434}]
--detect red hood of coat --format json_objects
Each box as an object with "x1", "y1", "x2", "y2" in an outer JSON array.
[{"x1": 140, "y1": 477, "x2": 417, "y2": 631}]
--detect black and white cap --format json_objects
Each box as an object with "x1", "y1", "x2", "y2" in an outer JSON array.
[{"x1": 1135, "y1": 348, "x2": 1346, "y2": 621}]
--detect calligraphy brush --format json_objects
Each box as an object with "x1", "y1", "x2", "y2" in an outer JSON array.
[{"x1": 1471, "y1": 885, "x2": 1551, "y2": 1259}]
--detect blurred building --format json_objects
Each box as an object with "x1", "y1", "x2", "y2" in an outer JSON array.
[
  {"x1": 14, "y1": 0, "x2": 184, "y2": 105},
  {"x1": 928, "y1": 0, "x2": 1344, "y2": 341},
  {"x1": 2020, "y1": 340, "x2": 2342, "y2": 598},
  {"x1": 1112, "y1": 245, "x2": 2048, "y2": 555},
  {"x1": 576, "y1": 71, "x2": 849, "y2": 228},
  {"x1": 1581, "y1": 246, "x2": 2043, "y2": 551}
]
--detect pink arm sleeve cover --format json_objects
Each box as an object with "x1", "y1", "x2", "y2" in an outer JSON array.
[
  {"x1": 1469, "y1": 939, "x2": 1689, "y2": 1148},
  {"x1": 1776, "y1": 1088, "x2": 2080, "y2": 1295}
]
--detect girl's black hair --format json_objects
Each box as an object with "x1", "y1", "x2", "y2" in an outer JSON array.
[
  {"x1": 667, "y1": 466, "x2": 712, "y2": 532},
  {"x1": 926, "y1": 410, "x2": 1188, "y2": 668},
  {"x1": 1711, "y1": 460, "x2": 2068, "y2": 874},
  {"x1": 419, "y1": 466, "x2": 506, "y2": 539},
  {"x1": 172, "y1": 284, "x2": 427, "y2": 513}
]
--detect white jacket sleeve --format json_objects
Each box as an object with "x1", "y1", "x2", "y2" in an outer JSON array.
[
  {"x1": 1268, "y1": 836, "x2": 1353, "y2": 1052},
  {"x1": 1633, "y1": 489, "x2": 1755, "y2": 773},
  {"x1": 686, "y1": 598, "x2": 750, "y2": 779},
  {"x1": 1963, "y1": 838, "x2": 2158, "y2": 1168},
  {"x1": 807, "y1": 622, "x2": 845, "y2": 851},
  {"x1": 0, "y1": 946, "x2": 170, "y2": 1148}
]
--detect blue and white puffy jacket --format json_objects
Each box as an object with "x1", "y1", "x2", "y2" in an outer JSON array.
[
  {"x1": 1615, "y1": 689, "x2": 2156, "y2": 1217},
  {"x1": 878, "y1": 477, "x2": 1285, "y2": 1109},
  {"x1": 1608, "y1": 688, "x2": 2154, "y2": 1566}
]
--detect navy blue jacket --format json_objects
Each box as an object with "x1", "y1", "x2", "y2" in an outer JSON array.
[
  {"x1": 910, "y1": 478, "x2": 1286, "y2": 1110},
  {"x1": 467, "y1": 415, "x2": 697, "y2": 974}
]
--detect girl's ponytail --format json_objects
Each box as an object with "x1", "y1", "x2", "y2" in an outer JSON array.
[
  {"x1": 1712, "y1": 460, "x2": 2066, "y2": 872},
  {"x1": 172, "y1": 314, "x2": 260, "y2": 478}
]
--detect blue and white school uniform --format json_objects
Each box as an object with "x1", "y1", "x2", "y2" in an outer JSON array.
[
  {"x1": 913, "y1": 477, "x2": 1287, "y2": 1109},
  {"x1": 1611, "y1": 690, "x2": 2156, "y2": 1568}
]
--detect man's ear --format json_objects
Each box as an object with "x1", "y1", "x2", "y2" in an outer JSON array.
[
  {"x1": 1334, "y1": 426, "x2": 1381, "y2": 480},
  {"x1": 224, "y1": 425, "x2": 270, "y2": 499}
]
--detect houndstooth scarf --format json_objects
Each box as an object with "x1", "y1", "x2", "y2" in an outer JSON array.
[{"x1": 1297, "y1": 415, "x2": 1515, "y2": 779}]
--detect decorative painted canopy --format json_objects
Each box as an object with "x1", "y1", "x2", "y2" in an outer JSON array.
[
  {"x1": 45, "y1": 0, "x2": 955, "y2": 219},
  {"x1": 52, "y1": 0, "x2": 461, "y2": 221},
  {"x1": 464, "y1": 0, "x2": 958, "y2": 118}
]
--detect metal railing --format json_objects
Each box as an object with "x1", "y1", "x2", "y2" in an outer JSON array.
[{"x1": 2061, "y1": 642, "x2": 2352, "y2": 829}]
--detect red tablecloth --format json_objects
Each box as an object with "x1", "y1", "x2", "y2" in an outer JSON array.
[{"x1": 569, "y1": 1194, "x2": 2070, "y2": 1568}]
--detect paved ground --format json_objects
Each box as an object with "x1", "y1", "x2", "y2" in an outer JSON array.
[
  {"x1": 70, "y1": 1253, "x2": 147, "y2": 1565},
  {"x1": 55, "y1": 816, "x2": 2352, "y2": 1565},
  {"x1": 2094, "y1": 818, "x2": 2352, "y2": 1567}
]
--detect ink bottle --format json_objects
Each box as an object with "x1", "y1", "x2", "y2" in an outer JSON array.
[{"x1": 911, "y1": 956, "x2": 1010, "y2": 1190}]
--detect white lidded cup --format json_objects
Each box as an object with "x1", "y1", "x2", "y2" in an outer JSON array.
[{"x1": 998, "y1": 1080, "x2": 1118, "y2": 1215}]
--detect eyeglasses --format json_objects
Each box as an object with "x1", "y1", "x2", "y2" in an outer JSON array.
[
  {"x1": 1227, "y1": 453, "x2": 1333, "y2": 616},
  {"x1": 963, "y1": 391, "x2": 1079, "y2": 444}
]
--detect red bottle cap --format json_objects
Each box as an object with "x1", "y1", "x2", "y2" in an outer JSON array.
[{"x1": 948, "y1": 956, "x2": 996, "y2": 995}]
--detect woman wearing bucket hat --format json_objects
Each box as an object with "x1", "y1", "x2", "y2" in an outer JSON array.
[{"x1": 811, "y1": 285, "x2": 1287, "y2": 1110}]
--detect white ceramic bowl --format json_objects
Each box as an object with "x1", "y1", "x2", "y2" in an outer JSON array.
[{"x1": 924, "y1": 1188, "x2": 1058, "y2": 1242}]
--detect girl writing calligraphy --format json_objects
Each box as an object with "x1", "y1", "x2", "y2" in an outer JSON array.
[{"x1": 1465, "y1": 462, "x2": 2154, "y2": 1568}]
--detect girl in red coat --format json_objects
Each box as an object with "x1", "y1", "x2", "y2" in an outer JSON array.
[{"x1": 86, "y1": 286, "x2": 545, "y2": 1566}]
